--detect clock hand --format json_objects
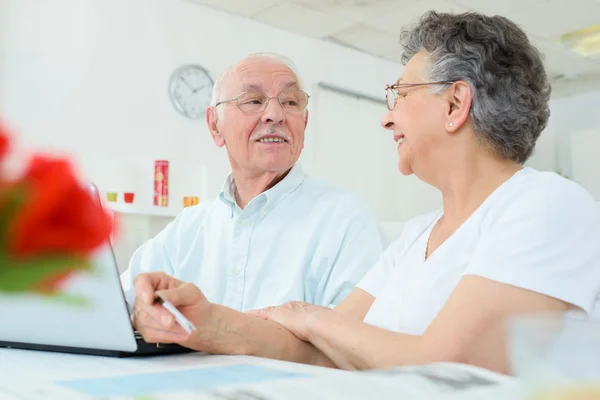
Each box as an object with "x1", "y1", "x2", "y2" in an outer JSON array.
[
  {"x1": 180, "y1": 77, "x2": 195, "y2": 91},
  {"x1": 195, "y1": 83, "x2": 207, "y2": 92}
]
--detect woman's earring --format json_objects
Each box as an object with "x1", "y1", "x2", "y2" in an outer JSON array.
[{"x1": 448, "y1": 122, "x2": 455, "y2": 127}]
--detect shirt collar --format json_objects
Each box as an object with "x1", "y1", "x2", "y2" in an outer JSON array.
[{"x1": 219, "y1": 164, "x2": 306, "y2": 217}]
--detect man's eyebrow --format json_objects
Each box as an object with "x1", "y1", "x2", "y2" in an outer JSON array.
[
  {"x1": 240, "y1": 83, "x2": 263, "y2": 92},
  {"x1": 282, "y1": 81, "x2": 299, "y2": 90},
  {"x1": 240, "y1": 81, "x2": 299, "y2": 93}
]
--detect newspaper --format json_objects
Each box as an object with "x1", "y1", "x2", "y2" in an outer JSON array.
[
  {"x1": 0, "y1": 348, "x2": 516, "y2": 400},
  {"x1": 188, "y1": 362, "x2": 515, "y2": 400}
]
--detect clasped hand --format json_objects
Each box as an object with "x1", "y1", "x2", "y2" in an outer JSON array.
[
  {"x1": 248, "y1": 301, "x2": 331, "y2": 342},
  {"x1": 132, "y1": 272, "x2": 332, "y2": 350}
]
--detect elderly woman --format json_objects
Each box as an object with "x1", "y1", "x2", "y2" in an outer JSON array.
[{"x1": 133, "y1": 11, "x2": 600, "y2": 374}]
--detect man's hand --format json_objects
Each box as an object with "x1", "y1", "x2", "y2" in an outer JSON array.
[{"x1": 132, "y1": 272, "x2": 213, "y2": 349}]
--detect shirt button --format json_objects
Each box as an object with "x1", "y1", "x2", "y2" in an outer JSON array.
[
  {"x1": 260, "y1": 209, "x2": 267, "y2": 217},
  {"x1": 241, "y1": 219, "x2": 248, "y2": 226},
  {"x1": 234, "y1": 267, "x2": 242, "y2": 276}
]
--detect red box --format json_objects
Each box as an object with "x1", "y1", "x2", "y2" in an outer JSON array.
[{"x1": 153, "y1": 160, "x2": 169, "y2": 207}]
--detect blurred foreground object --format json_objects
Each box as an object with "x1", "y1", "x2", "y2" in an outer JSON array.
[
  {"x1": 0, "y1": 122, "x2": 113, "y2": 297},
  {"x1": 509, "y1": 313, "x2": 600, "y2": 399}
]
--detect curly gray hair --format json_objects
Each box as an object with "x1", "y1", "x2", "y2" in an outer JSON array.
[{"x1": 399, "y1": 11, "x2": 551, "y2": 164}]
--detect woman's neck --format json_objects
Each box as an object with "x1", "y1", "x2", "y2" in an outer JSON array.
[{"x1": 436, "y1": 154, "x2": 522, "y2": 225}]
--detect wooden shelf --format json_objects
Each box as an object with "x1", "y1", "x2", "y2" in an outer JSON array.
[{"x1": 106, "y1": 202, "x2": 180, "y2": 218}]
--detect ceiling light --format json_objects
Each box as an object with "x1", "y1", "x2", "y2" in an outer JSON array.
[{"x1": 560, "y1": 24, "x2": 600, "y2": 57}]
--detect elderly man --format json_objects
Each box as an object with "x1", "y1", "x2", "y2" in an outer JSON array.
[{"x1": 120, "y1": 53, "x2": 383, "y2": 311}]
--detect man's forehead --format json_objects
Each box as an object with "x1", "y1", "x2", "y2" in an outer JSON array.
[
  {"x1": 239, "y1": 81, "x2": 299, "y2": 93},
  {"x1": 230, "y1": 60, "x2": 298, "y2": 89}
]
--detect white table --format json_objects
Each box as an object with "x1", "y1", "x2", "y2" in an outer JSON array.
[{"x1": 0, "y1": 347, "x2": 523, "y2": 400}]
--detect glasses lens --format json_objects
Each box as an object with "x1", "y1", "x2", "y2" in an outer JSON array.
[
  {"x1": 238, "y1": 92, "x2": 267, "y2": 113},
  {"x1": 386, "y1": 88, "x2": 396, "y2": 110},
  {"x1": 279, "y1": 91, "x2": 308, "y2": 112}
]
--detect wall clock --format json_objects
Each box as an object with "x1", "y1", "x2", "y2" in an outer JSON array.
[{"x1": 169, "y1": 64, "x2": 214, "y2": 119}]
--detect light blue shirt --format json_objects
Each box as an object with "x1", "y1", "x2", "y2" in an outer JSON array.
[{"x1": 120, "y1": 164, "x2": 384, "y2": 311}]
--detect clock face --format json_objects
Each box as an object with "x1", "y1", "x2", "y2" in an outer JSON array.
[{"x1": 169, "y1": 64, "x2": 214, "y2": 119}]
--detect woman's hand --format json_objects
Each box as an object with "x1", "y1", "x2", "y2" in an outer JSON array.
[{"x1": 248, "y1": 301, "x2": 331, "y2": 341}]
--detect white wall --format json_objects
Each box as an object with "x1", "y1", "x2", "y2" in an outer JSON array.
[
  {"x1": 310, "y1": 86, "x2": 442, "y2": 223},
  {"x1": 1, "y1": 0, "x2": 586, "y2": 225},
  {"x1": 546, "y1": 89, "x2": 600, "y2": 174},
  {"x1": 0, "y1": 0, "x2": 400, "y2": 209},
  {"x1": 570, "y1": 129, "x2": 600, "y2": 200},
  {"x1": 544, "y1": 90, "x2": 600, "y2": 200}
]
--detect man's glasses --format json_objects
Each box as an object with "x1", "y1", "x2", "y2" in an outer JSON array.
[
  {"x1": 215, "y1": 90, "x2": 310, "y2": 113},
  {"x1": 385, "y1": 81, "x2": 455, "y2": 110}
]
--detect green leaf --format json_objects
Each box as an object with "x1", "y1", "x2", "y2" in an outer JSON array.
[
  {"x1": 47, "y1": 292, "x2": 90, "y2": 306},
  {"x1": 0, "y1": 183, "x2": 29, "y2": 251},
  {"x1": 0, "y1": 254, "x2": 91, "y2": 293}
]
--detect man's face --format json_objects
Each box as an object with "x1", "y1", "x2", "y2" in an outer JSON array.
[{"x1": 207, "y1": 58, "x2": 308, "y2": 174}]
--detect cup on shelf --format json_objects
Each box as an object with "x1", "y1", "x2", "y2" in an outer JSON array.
[
  {"x1": 106, "y1": 192, "x2": 118, "y2": 202},
  {"x1": 123, "y1": 192, "x2": 135, "y2": 204},
  {"x1": 183, "y1": 196, "x2": 199, "y2": 207}
]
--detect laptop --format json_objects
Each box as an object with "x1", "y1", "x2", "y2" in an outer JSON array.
[{"x1": 0, "y1": 183, "x2": 192, "y2": 357}]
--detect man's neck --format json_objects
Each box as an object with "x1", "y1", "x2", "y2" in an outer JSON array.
[{"x1": 231, "y1": 167, "x2": 292, "y2": 209}]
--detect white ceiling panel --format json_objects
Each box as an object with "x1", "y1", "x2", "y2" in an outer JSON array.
[
  {"x1": 508, "y1": 0, "x2": 600, "y2": 40},
  {"x1": 452, "y1": 0, "x2": 548, "y2": 16},
  {"x1": 293, "y1": 0, "x2": 418, "y2": 22},
  {"x1": 551, "y1": 73, "x2": 600, "y2": 97},
  {"x1": 363, "y1": 0, "x2": 470, "y2": 35},
  {"x1": 330, "y1": 25, "x2": 401, "y2": 57},
  {"x1": 187, "y1": 0, "x2": 285, "y2": 18},
  {"x1": 531, "y1": 36, "x2": 600, "y2": 79},
  {"x1": 190, "y1": 0, "x2": 600, "y2": 98},
  {"x1": 253, "y1": 2, "x2": 355, "y2": 38}
]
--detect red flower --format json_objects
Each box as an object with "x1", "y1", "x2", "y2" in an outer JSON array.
[
  {"x1": 0, "y1": 123, "x2": 10, "y2": 162},
  {"x1": 7, "y1": 155, "x2": 113, "y2": 258}
]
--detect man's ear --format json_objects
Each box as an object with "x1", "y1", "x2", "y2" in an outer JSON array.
[
  {"x1": 206, "y1": 107, "x2": 225, "y2": 147},
  {"x1": 304, "y1": 109, "x2": 309, "y2": 129},
  {"x1": 444, "y1": 81, "x2": 472, "y2": 133}
]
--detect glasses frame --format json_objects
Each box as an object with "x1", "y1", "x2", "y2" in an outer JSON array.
[
  {"x1": 385, "y1": 81, "x2": 456, "y2": 111},
  {"x1": 214, "y1": 90, "x2": 311, "y2": 113}
]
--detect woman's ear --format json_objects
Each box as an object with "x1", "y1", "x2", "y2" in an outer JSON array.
[
  {"x1": 206, "y1": 107, "x2": 225, "y2": 147},
  {"x1": 444, "y1": 81, "x2": 472, "y2": 133}
]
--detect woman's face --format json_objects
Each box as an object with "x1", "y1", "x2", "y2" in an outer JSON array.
[{"x1": 381, "y1": 51, "x2": 454, "y2": 177}]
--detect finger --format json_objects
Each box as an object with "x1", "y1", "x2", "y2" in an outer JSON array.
[
  {"x1": 134, "y1": 273, "x2": 167, "y2": 305},
  {"x1": 157, "y1": 282, "x2": 202, "y2": 307},
  {"x1": 266, "y1": 307, "x2": 296, "y2": 330},
  {"x1": 134, "y1": 306, "x2": 189, "y2": 340},
  {"x1": 246, "y1": 306, "x2": 275, "y2": 319},
  {"x1": 137, "y1": 325, "x2": 189, "y2": 344},
  {"x1": 132, "y1": 302, "x2": 162, "y2": 329},
  {"x1": 135, "y1": 272, "x2": 185, "y2": 303},
  {"x1": 133, "y1": 295, "x2": 178, "y2": 329},
  {"x1": 284, "y1": 301, "x2": 307, "y2": 310}
]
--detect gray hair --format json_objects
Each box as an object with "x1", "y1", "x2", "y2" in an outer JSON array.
[
  {"x1": 399, "y1": 11, "x2": 551, "y2": 164},
  {"x1": 210, "y1": 52, "x2": 304, "y2": 108}
]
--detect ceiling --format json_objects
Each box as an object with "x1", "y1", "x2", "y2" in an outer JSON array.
[{"x1": 189, "y1": 0, "x2": 600, "y2": 98}]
